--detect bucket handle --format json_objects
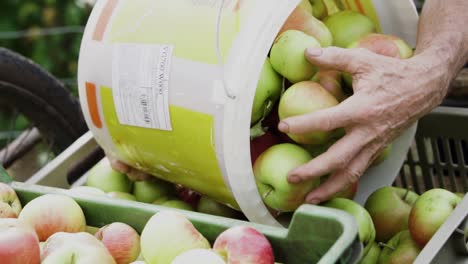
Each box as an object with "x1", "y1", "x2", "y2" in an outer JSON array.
[{"x1": 215, "y1": 0, "x2": 237, "y2": 100}]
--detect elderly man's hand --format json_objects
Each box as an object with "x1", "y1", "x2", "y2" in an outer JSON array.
[{"x1": 278, "y1": 46, "x2": 452, "y2": 205}]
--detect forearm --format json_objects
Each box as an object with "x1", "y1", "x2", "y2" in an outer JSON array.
[{"x1": 415, "y1": 0, "x2": 468, "y2": 82}]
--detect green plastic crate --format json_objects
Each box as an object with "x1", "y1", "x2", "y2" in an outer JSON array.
[{"x1": 1, "y1": 166, "x2": 362, "y2": 264}]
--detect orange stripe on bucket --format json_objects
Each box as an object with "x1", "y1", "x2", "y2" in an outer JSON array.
[
  {"x1": 355, "y1": 0, "x2": 366, "y2": 15},
  {"x1": 85, "y1": 82, "x2": 103, "y2": 129},
  {"x1": 93, "y1": 0, "x2": 118, "y2": 41}
]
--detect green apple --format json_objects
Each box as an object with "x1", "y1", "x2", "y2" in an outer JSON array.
[
  {"x1": 196, "y1": 196, "x2": 240, "y2": 218},
  {"x1": 0, "y1": 182, "x2": 22, "y2": 218},
  {"x1": 359, "y1": 242, "x2": 380, "y2": 264},
  {"x1": 161, "y1": 200, "x2": 194, "y2": 211},
  {"x1": 322, "y1": 198, "x2": 376, "y2": 255},
  {"x1": 364, "y1": 187, "x2": 419, "y2": 243},
  {"x1": 409, "y1": 188, "x2": 462, "y2": 248},
  {"x1": 254, "y1": 143, "x2": 319, "y2": 212},
  {"x1": 323, "y1": 10, "x2": 376, "y2": 48},
  {"x1": 86, "y1": 158, "x2": 133, "y2": 193},
  {"x1": 278, "y1": 81, "x2": 339, "y2": 145},
  {"x1": 85, "y1": 226, "x2": 100, "y2": 235},
  {"x1": 107, "y1": 192, "x2": 137, "y2": 201},
  {"x1": 270, "y1": 30, "x2": 321, "y2": 83},
  {"x1": 152, "y1": 196, "x2": 171, "y2": 205},
  {"x1": 378, "y1": 230, "x2": 421, "y2": 264},
  {"x1": 140, "y1": 211, "x2": 210, "y2": 264},
  {"x1": 41, "y1": 232, "x2": 116, "y2": 264},
  {"x1": 347, "y1": 33, "x2": 413, "y2": 59},
  {"x1": 132, "y1": 179, "x2": 176, "y2": 204},
  {"x1": 251, "y1": 58, "x2": 282, "y2": 126},
  {"x1": 279, "y1": 0, "x2": 333, "y2": 47}
]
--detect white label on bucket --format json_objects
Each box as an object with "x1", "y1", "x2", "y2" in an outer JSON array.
[{"x1": 112, "y1": 43, "x2": 173, "y2": 131}]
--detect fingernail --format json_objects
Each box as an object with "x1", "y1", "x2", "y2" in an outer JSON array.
[
  {"x1": 307, "y1": 198, "x2": 321, "y2": 205},
  {"x1": 306, "y1": 48, "x2": 323, "y2": 57},
  {"x1": 278, "y1": 122, "x2": 289, "y2": 133},
  {"x1": 288, "y1": 175, "x2": 301, "y2": 184}
]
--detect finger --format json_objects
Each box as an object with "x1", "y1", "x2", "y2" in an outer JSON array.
[
  {"x1": 126, "y1": 169, "x2": 153, "y2": 182},
  {"x1": 278, "y1": 97, "x2": 358, "y2": 134},
  {"x1": 287, "y1": 128, "x2": 371, "y2": 183},
  {"x1": 108, "y1": 158, "x2": 130, "y2": 174},
  {"x1": 305, "y1": 47, "x2": 375, "y2": 74},
  {"x1": 304, "y1": 143, "x2": 379, "y2": 204}
]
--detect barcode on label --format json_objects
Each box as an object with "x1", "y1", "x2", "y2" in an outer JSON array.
[{"x1": 112, "y1": 43, "x2": 173, "y2": 131}]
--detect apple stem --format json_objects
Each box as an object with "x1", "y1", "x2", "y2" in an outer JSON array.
[
  {"x1": 403, "y1": 188, "x2": 410, "y2": 201},
  {"x1": 378, "y1": 242, "x2": 395, "y2": 251},
  {"x1": 250, "y1": 122, "x2": 266, "y2": 140},
  {"x1": 263, "y1": 186, "x2": 274, "y2": 199}
]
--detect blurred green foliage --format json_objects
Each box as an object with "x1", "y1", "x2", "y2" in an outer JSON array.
[{"x1": 0, "y1": 0, "x2": 93, "y2": 95}]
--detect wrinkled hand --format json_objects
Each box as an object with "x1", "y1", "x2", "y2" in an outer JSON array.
[
  {"x1": 278, "y1": 47, "x2": 451, "y2": 205},
  {"x1": 107, "y1": 155, "x2": 152, "y2": 182}
]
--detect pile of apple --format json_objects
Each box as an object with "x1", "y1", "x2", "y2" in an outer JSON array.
[
  {"x1": 0, "y1": 182, "x2": 276, "y2": 264},
  {"x1": 321, "y1": 186, "x2": 465, "y2": 263},
  {"x1": 250, "y1": 0, "x2": 412, "y2": 213},
  {"x1": 74, "y1": 158, "x2": 242, "y2": 219}
]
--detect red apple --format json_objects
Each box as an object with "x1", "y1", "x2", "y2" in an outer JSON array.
[
  {"x1": 213, "y1": 226, "x2": 274, "y2": 264},
  {"x1": 347, "y1": 33, "x2": 413, "y2": 59},
  {"x1": 176, "y1": 186, "x2": 202, "y2": 208},
  {"x1": 311, "y1": 70, "x2": 347, "y2": 102},
  {"x1": 95, "y1": 222, "x2": 141, "y2": 264},
  {"x1": 0, "y1": 218, "x2": 40, "y2": 264},
  {"x1": 364, "y1": 187, "x2": 419, "y2": 243},
  {"x1": 0, "y1": 183, "x2": 22, "y2": 218},
  {"x1": 409, "y1": 188, "x2": 462, "y2": 248},
  {"x1": 18, "y1": 194, "x2": 86, "y2": 241}
]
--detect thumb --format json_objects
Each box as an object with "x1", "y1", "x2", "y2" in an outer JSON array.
[{"x1": 305, "y1": 47, "x2": 373, "y2": 74}]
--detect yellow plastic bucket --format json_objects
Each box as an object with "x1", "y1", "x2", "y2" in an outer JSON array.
[{"x1": 78, "y1": 0, "x2": 419, "y2": 226}]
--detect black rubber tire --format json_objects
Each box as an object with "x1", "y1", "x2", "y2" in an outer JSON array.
[{"x1": 0, "y1": 47, "x2": 87, "y2": 154}]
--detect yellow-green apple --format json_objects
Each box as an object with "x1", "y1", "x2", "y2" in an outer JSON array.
[
  {"x1": 323, "y1": 10, "x2": 376, "y2": 48},
  {"x1": 140, "y1": 211, "x2": 210, "y2": 264},
  {"x1": 322, "y1": 198, "x2": 376, "y2": 255},
  {"x1": 251, "y1": 58, "x2": 282, "y2": 126},
  {"x1": 347, "y1": 34, "x2": 413, "y2": 59},
  {"x1": 107, "y1": 192, "x2": 137, "y2": 201},
  {"x1": 197, "y1": 196, "x2": 240, "y2": 218},
  {"x1": 311, "y1": 70, "x2": 347, "y2": 102},
  {"x1": 171, "y1": 249, "x2": 226, "y2": 264},
  {"x1": 95, "y1": 222, "x2": 141, "y2": 264},
  {"x1": 213, "y1": 226, "x2": 275, "y2": 264},
  {"x1": 309, "y1": 0, "x2": 326, "y2": 18},
  {"x1": 371, "y1": 145, "x2": 392, "y2": 167},
  {"x1": 378, "y1": 230, "x2": 421, "y2": 264},
  {"x1": 278, "y1": 0, "x2": 333, "y2": 47},
  {"x1": 270, "y1": 30, "x2": 321, "y2": 83},
  {"x1": 359, "y1": 242, "x2": 380, "y2": 264},
  {"x1": 254, "y1": 143, "x2": 318, "y2": 212},
  {"x1": 86, "y1": 226, "x2": 100, "y2": 235},
  {"x1": 133, "y1": 179, "x2": 176, "y2": 204},
  {"x1": 18, "y1": 194, "x2": 86, "y2": 241},
  {"x1": 68, "y1": 186, "x2": 106, "y2": 196},
  {"x1": 41, "y1": 232, "x2": 116, "y2": 264},
  {"x1": 409, "y1": 188, "x2": 462, "y2": 248},
  {"x1": 364, "y1": 187, "x2": 419, "y2": 243},
  {"x1": 86, "y1": 159, "x2": 133, "y2": 193},
  {"x1": 0, "y1": 218, "x2": 40, "y2": 264},
  {"x1": 0, "y1": 182, "x2": 22, "y2": 218},
  {"x1": 278, "y1": 81, "x2": 339, "y2": 145},
  {"x1": 161, "y1": 200, "x2": 194, "y2": 211}
]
